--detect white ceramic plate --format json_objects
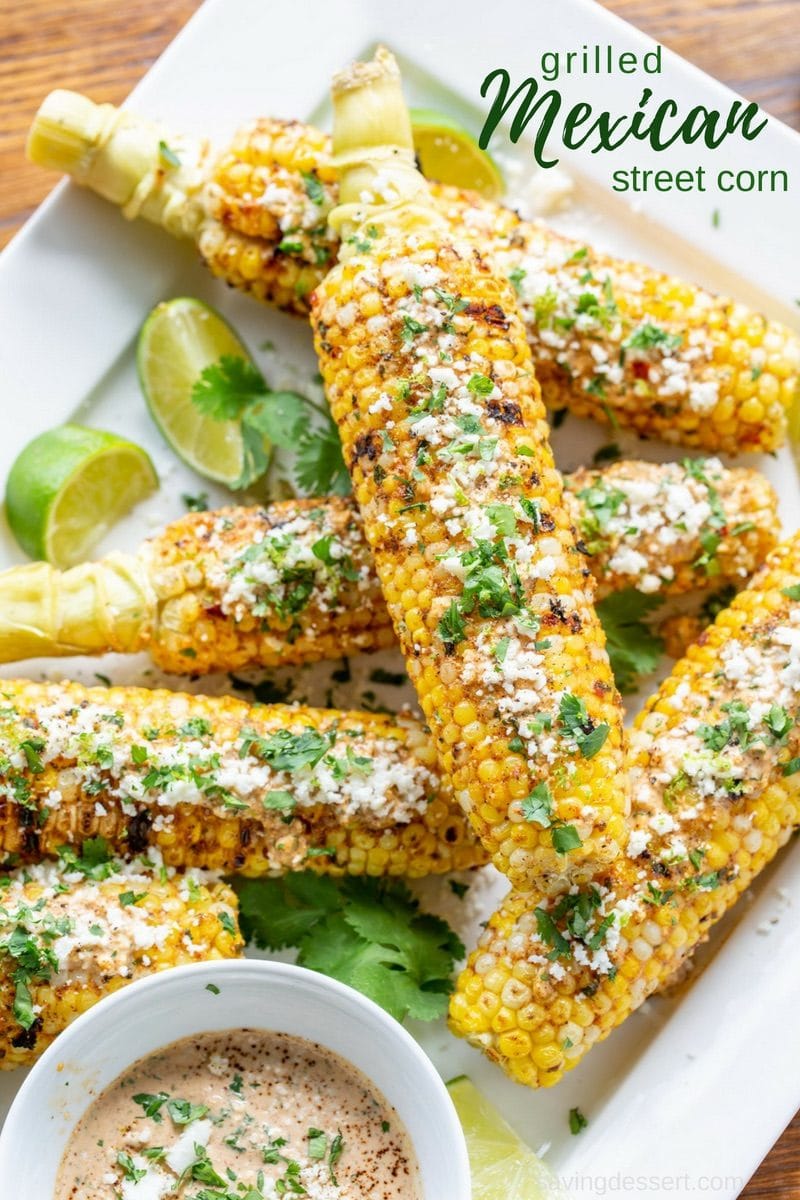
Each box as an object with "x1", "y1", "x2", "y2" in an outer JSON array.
[{"x1": 0, "y1": 2, "x2": 798, "y2": 1196}]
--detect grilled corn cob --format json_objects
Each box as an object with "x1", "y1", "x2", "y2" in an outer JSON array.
[
  {"x1": 0, "y1": 679, "x2": 482, "y2": 877},
  {"x1": 564, "y1": 457, "x2": 778, "y2": 599},
  {"x1": 0, "y1": 497, "x2": 395, "y2": 671},
  {"x1": 0, "y1": 861, "x2": 241, "y2": 1068},
  {"x1": 310, "y1": 48, "x2": 629, "y2": 894},
  {"x1": 27, "y1": 94, "x2": 800, "y2": 453},
  {"x1": 449, "y1": 529, "x2": 800, "y2": 1086},
  {"x1": 0, "y1": 463, "x2": 776, "y2": 672}
]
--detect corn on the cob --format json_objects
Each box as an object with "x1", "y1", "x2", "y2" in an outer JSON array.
[
  {"x1": 449, "y1": 530, "x2": 800, "y2": 1086},
  {"x1": 309, "y1": 49, "x2": 629, "y2": 894},
  {"x1": 564, "y1": 457, "x2": 778, "y2": 600},
  {"x1": 0, "y1": 463, "x2": 776, "y2": 673},
  {"x1": 0, "y1": 679, "x2": 482, "y2": 877},
  {"x1": 0, "y1": 498, "x2": 394, "y2": 672},
  {"x1": 0, "y1": 861, "x2": 241, "y2": 1068},
  {"x1": 27, "y1": 94, "x2": 800, "y2": 453}
]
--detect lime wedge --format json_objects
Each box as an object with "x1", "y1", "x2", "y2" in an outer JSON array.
[
  {"x1": 137, "y1": 297, "x2": 266, "y2": 486},
  {"x1": 447, "y1": 1076, "x2": 569, "y2": 1199},
  {"x1": 5, "y1": 424, "x2": 158, "y2": 567},
  {"x1": 411, "y1": 109, "x2": 504, "y2": 199}
]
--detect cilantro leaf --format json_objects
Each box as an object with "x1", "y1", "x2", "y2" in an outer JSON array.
[
  {"x1": 301, "y1": 171, "x2": 325, "y2": 205},
  {"x1": 233, "y1": 874, "x2": 463, "y2": 1023},
  {"x1": 294, "y1": 421, "x2": 350, "y2": 496},
  {"x1": 234, "y1": 874, "x2": 342, "y2": 948},
  {"x1": 521, "y1": 781, "x2": 553, "y2": 827},
  {"x1": 57, "y1": 837, "x2": 116, "y2": 881},
  {"x1": 596, "y1": 588, "x2": 665, "y2": 693},
  {"x1": 191, "y1": 355, "x2": 268, "y2": 421}
]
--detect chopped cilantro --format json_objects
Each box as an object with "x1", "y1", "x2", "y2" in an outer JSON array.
[
  {"x1": 467, "y1": 373, "x2": 494, "y2": 396},
  {"x1": 569, "y1": 1107, "x2": 589, "y2": 1135},
  {"x1": 133, "y1": 1091, "x2": 170, "y2": 1122},
  {"x1": 622, "y1": 323, "x2": 683, "y2": 354},
  {"x1": 301, "y1": 171, "x2": 325, "y2": 205},
  {"x1": 218, "y1": 911, "x2": 237, "y2": 938},
  {"x1": 520, "y1": 781, "x2": 553, "y2": 826},
  {"x1": 158, "y1": 140, "x2": 180, "y2": 168},
  {"x1": 401, "y1": 315, "x2": 428, "y2": 345},
  {"x1": 117, "y1": 1151, "x2": 146, "y2": 1183},
  {"x1": 592, "y1": 442, "x2": 621, "y2": 465},
  {"x1": 239, "y1": 727, "x2": 332, "y2": 772},
  {"x1": 167, "y1": 1098, "x2": 209, "y2": 1125},
  {"x1": 307, "y1": 1128, "x2": 327, "y2": 1160},
  {"x1": 438, "y1": 598, "x2": 467, "y2": 649},
  {"x1": 558, "y1": 693, "x2": 609, "y2": 758},
  {"x1": 57, "y1": 837, "x2": 116, "y2": 881}
]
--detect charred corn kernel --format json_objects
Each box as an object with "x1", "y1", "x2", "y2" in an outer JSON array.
[
  {"x1": 0, "y1": 863, "x2": 241, "y2": 1068},
  {"x1": 0, "y1": 679, "x2": 484, "y2": 877},
  {"x1": 450, "y1": 530, "x2": 800, "y2": 1087},
  {"x1": 28, "y1": 94, "x2": 799, "y2": 452},
  {"x1": 312, "y1": 49, "x2": 628, "y2": 892}
]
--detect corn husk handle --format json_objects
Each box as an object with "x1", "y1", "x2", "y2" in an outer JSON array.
[
  {"x1": 26, "y1": 90, "x2": 211, "y2": 239},
  {"x1": 330, "y1": 47, "x2": 441, "y2": 241},
  {"x1": 0, "y1": 553, "x2": 155, "y2": 661}
]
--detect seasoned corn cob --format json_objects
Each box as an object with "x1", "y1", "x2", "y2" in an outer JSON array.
[
  {"x1": 310, "y1": 49, "x2": 629, "y2": 893},
  {"x1": 563, "y1": 457, "x2": 778, "y2": 599},
  {"x1": 0, "y1": 679, "x2": 482, "y2": 877},
  {"x1": 0, "y1": 463, "x2": 777, "y2": 673},
  {"x1": 27, "y1": 94, "x2": 800, "y2": 453},
  {"x1": 449, "y1": 530, "x2": 800, "y2": 1086},
  {"x1": 0, "y1": 861, "x2": 241, "y2": 1068},
  {"x1": 0, "y1": 497, "x2": 395, "y2": 671}
]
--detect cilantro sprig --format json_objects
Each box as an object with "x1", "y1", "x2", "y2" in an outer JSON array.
[
  {"x1": 233, "y1": 873, "x2": 464, "y2": 1022},
  {"x1": 596, "y1": 589, "x2": 665, "y2": 693},
  {"x1": 190, "y1": 354, "x2": 348, "y2": 494}
]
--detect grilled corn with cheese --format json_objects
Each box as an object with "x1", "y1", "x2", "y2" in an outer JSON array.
[
  {"x1": 0, "y1": 679, "x2": 481, "y2": 877},
  {"x1": 0, "y1": 462, "x2": 777, "y2": 672},
  {"x1": 309, "y1": 48, "x2": 629, "y2": 893},
  {"x1": 0, "y1": 862, "x2": 241, "y2": 1068},
  {"x1": 449, "y1": 530, "x2": 800, "y2": 1086},
  {"x1": 26, "y1": 93, "x2": 800, "y2": 453}
]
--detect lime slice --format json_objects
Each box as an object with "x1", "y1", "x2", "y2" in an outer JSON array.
[
  {"x1": 447, "y1": 1076, "x2": 569, "y2": 1200},
  {"x1": 411, "y1": 109, "x2": 504, "y2": 199},
  {"x1": 5, "y1": 424, "x2": 158, "y2": 567},
  {"x1": 138, "y1": 297, "x2": 266, "y2": 486}
]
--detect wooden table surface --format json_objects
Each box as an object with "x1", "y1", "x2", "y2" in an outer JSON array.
[{"x1": 0, "y1": 0, "x2": 798, "y2": 1193}]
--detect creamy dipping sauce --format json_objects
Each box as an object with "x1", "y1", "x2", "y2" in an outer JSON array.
[{"x1": 55, "y1": 1029, "x2": 422, "y2": 1199}]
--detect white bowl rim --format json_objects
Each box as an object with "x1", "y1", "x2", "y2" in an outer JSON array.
[{"x1": 0, "y1": 958, "x2": 470, "y2": 1196}]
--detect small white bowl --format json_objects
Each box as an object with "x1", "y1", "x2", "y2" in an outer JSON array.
[{"x1": 0, "y1": 959, "x2": 470, "y2": 1198}]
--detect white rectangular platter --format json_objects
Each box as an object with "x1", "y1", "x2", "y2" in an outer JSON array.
[{"x1": 0, "y1": 1, "x2": 799, "y2": 1196}]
